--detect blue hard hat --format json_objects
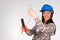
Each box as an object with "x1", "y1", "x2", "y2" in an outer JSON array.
[{"x1": 40, "y1": 4, "x2": 54, "y2": 13}]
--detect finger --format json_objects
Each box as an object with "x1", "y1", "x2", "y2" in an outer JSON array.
[
  {"x1": 20, "y1": 27, "x2": 26, "y2": 32},
  {"x1": 20, "y1": 26, "x2": 22, "y2": 29},
  {"x1": 22, "y1": 28, "x2": 25, "y2": 32}
]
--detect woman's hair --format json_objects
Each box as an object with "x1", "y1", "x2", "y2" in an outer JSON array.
[
  {"x1": 42, "y1": 12, "x2": 54, "y2": 24},
  {"x1": 42, "y1": 12, "x2": 56, "y2": 35}
]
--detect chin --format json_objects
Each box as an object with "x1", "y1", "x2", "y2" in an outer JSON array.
[{"x1": 45, "y1": 19, "x2": 49, "y2": 21}]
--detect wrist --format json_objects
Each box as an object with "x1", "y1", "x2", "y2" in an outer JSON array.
[{"x1": 33, "y1": 15, "x2": 38, "y2": 19}]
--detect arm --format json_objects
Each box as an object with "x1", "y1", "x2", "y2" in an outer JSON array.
[
  {"x1": 25, "y1": 29, "x2": 33, "y2": 36},
  {"x1": 25, "y1": 25, "x2": 36, "y2": 36}
]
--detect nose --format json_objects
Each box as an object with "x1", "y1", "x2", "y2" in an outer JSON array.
[{"x1": 45, "y1": 12, "x2": 48, "y2": 16}]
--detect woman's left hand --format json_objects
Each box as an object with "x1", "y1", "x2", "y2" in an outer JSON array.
[{"x1": 27, "y1": 7, "x2": 38, "y2": 19}]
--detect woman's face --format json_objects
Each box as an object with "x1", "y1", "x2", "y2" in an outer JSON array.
[{"x1": 43, "y1": 11, "x2": 51, "y2": 21}]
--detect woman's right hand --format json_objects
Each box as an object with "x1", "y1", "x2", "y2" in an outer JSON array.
[{"x1": 20, "y1": 26, "x2": 27, "y2": 32}]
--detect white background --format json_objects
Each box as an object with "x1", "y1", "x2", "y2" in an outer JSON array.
[{"x1": 0, "y1": 0, "x2": 60, "y2": 40}]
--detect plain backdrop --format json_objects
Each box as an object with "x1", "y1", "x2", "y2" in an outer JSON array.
[{"x1": 0, "y1": 0, "x2": 60, "y2": 40}]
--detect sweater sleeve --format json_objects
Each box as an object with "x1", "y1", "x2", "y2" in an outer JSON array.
[
  {"x1": 25, "y1": 26, "x2": 36, "y2": 36},
  {"x1": 34, "y1": 17, "x2": 56, "y2": 34},
  {"x1": 25, "y1": 29, "x2": 33, "y2": 36}
]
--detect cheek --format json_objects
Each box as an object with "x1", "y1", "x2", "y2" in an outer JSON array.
[
  {"x1": 45, "y1": 15, "x2": 51, "y2": 20},
  {"x1": 48, "y1": 14, "x2": 51, "y2": 18}
]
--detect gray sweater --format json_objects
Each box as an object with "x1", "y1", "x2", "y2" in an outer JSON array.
[{"x1": 25, "y1": 17, "x2": 56, "y2": 40}]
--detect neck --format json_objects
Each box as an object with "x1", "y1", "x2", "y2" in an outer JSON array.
[{"x1": 44, "y1": 20, "x2": 48, "y2": 24}]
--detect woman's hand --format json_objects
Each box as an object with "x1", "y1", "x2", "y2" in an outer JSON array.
[
  {"x1": 20, "y1": 26, "x2": 27, "y2": 32},
  {"x1": 28, "y1": 7, "x2": 38, "y2": 19}
]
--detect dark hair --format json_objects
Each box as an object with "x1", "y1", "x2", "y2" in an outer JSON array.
[
  {"x1": 42, "y1": 12, "x2": 54, "y2": 24},
  {"x1": 42, "y1": 12, "x2": 56, "y2": 35}
]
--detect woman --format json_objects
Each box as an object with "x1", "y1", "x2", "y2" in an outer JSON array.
[{"x1": 21, "y1": 4, "x2": 56, "y2": 40}]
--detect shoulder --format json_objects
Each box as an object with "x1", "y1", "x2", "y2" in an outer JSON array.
[{"x1": 48, "y1": 23, "x2": 56, "y2": 27}]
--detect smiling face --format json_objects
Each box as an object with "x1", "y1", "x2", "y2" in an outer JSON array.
[{"x1": 42, "y1": 11, "x2": 52, "y2": 23}]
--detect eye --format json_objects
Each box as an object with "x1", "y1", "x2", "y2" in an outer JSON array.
[
  {"x1": 47, "y1": 11, "x2": 51, "y2": 14},
  {"x1": 43, "y1": 12, "x2": 46, "y2": 14},
  {"x1": 48, "y1": 12, "x2": 50, "y2": 14}
]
